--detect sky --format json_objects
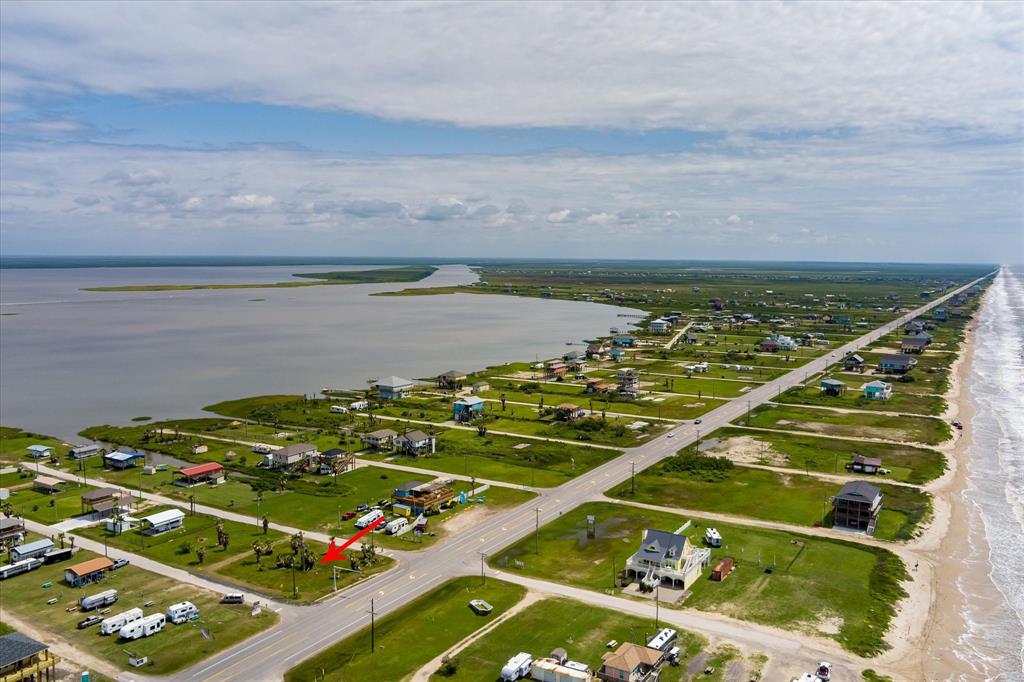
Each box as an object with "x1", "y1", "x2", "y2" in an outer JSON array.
[{"x1": 1, "y1": 1, "x2": 1022, "y2": 262}]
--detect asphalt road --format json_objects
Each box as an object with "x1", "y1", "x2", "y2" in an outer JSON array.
[{"x1": 122, "y1": 274, "x2": 990, "y2": 681}]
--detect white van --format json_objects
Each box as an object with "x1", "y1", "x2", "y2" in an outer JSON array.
[
  {"x1": 355, "y1": 509, "x2": 384, "y2": 529},
  {"x1": 385, "y1": 517, "x2": 408, "y2": 535},
  {"x1": 330, "y1": 405, "x2": 348, "y2": 414},
  {"x1": 166, "y1": 601, "x2": 199, "y2": 624},
  {"x1": 100, "y1": 607, "x2": 143, "y2": 636},
  {"x1": 120, "y1": 613, "x2": 165, "y2": 640}
]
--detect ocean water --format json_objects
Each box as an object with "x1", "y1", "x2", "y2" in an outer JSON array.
[
  {"x1": 0, "y1": 264, "x2": 639, "y2": 440},
  {"x1": 956, "y1": 266, "x2": 1024, "y2": 680}
]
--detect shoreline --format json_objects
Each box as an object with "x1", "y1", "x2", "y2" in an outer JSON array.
[{"x1": 879, "y1": 287, "x2": 993, "y2": 680}]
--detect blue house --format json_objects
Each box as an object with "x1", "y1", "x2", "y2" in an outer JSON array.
[
  {"x1": 612, "y1": 334, "x2": 637, "y2": 347},
  {"x1": 610, "y1": 348, "x2": 626, "y2": 362},
  {"x1": 453, "y1": 396, "x2": 486, "y2": 422},
  {"x1": 104, "y1": 449, "x2": 144, "y2": 470}
]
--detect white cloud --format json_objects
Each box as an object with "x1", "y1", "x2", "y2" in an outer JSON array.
[
  {"x1": 182, "y1": 196, "x2": 203, "y2": 210},
  {"x1": 226, "y1": 193, "x2": 276, "y2": 210},
  {"x1": 726, "y1": 214, "x2": 742, "y2": 225},
  {"x1": 546, "y1": 209, "x2": 572, "y2": 223},
  {"x1": 1, "y1": 2, "x2": 1020, "y2": 134}
]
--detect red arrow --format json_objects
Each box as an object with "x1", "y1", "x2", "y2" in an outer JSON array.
[{"x1": 321, "y1": 515, "x2": 386, "y2": 564}]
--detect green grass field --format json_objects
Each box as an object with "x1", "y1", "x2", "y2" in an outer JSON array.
[
  {"x1": 284, "y1": 577, "x2": 527, "y2": 681},
  {"x1": 0, "y1": 425, "x2": 68, "y2": 462},
  {"x1": 742, "y1": 404, "x2": 952, "y2": 445},
  {"x1": 491, "y1": 502, "x2": 908, "y2": 656},
  {"x1": 0, "y1": 545, "x2": 277, "y2": 674},
  {"x1": 430, "y1": 597, "x2": 705, "y2": 681},
  {"x1": 775, "y1": 382, "x2": 947, "y2": 416},
  {"x1": 608, "y1": 453, "x2": 931, "y2": 541},
  {"x1": 702, "y1": 426, "x2": 946, "y2": 484},
  {"x1": 4, "y1": 479, "x2": 98, "y2": 524},
  {"x1": 81, "y1": 265, "x2": 437, "y2": 292}
]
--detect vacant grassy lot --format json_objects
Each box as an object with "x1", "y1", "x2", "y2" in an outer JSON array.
[
  {"x1": 775, "y1": 383, "x2": 946, "y2": 416},
  {"x1": 492, "y1": 502, "x2": 908, "y2": 656},
  {"x1": 362, "y1": 428, "x2": 621, "y2": 487},
  {"x1": 609, "y1": 453, "x2": 930, "y2": 541},
  {"x1": 430, "y1": 597, "x2": 705, "y2": 681},
  {"x1": 741, "y1": 404, "x2": 952, "y2": 445},
  {"x1": 703, "y1": 427, "x2": 946, "y2": 484},
  {"x1": 285, "y1": 577, "x2": 527, "y2": 681},
  {"x1": 0, "y1": 546, "x2": 277, "y2": 674},
  {"x1": 4, "y1": 479, "x2": 99, "y2": 524}
]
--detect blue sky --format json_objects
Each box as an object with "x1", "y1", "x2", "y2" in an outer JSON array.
[{"x1": 1, "y1": 1, "x2": 1021, "y2": 262}]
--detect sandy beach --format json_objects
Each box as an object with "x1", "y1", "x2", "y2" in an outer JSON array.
[{"x1": 876, "y1": 294, "x2": 1000, "y2": 681}]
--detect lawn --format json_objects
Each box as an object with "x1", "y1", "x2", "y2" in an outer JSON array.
[
  {"x1": 430, "y1": 597, "x2": 706, "y2": 681},
  {"x1": 741, "y1": 404, "x2": 952, "y2": 445},
  {"x1": 775, "y1": 383, "x2": 946, "y2": 416},
  {"x1": 491, "y1": 502, "x2": 908, "y2": 657},
  {"x1": 360, "y1": 428, "x2": 621, "y2": 487},
  {"x1": 285, "y1": 577, "x2": 527, "y2": 682},
  {"x1": 0, "y1": 545, "x2": 277, "y2": 675},
  {"x1": 608, "y1": 452, "x2": 931, "y2": 541},
  {"x1": 3, "y1": 479, "x2": 98, "y2": 524},
  {"x1": 702, "y1": 426, "x2": 946, "y2": 484},
  {"x1": 479, "y1": 413, "x2": 666, "y2": 447}
]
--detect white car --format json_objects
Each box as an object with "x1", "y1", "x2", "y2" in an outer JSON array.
[
  {"x1": 815, "y1": 661, "x2": 832, "y2": 681},
  {"x1": 667, "y1": 432, "x2": 675, "y2": 438}
]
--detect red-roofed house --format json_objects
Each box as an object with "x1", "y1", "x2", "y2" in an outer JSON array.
[{"x1": 174, "y1": 462, "x2": 225, "y2": 487}]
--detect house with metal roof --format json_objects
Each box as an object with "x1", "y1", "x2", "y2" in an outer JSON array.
[
  {"x1": 140, "y1": 508, "x2": 185, "y2": 535},
  {"x1": 25, "y1": 445, "x2": 53, "y2": 459},
  {"x1": 10, "y1": 538, "x2": 54, "y2": 562},
  {"x1": 396, "y1": 430, "x2": 435, "y2": 455},
  {"x1": 175, "y1": 462, "x2": 225, "y2": 486},
  {"x1": 832, "y1": 480, "x2": 883, "y2": 535},
  {"x1": 361, "y1": 428, "x2": 398, "y2": 450},
  {"x1": 81, "y1": 488, "x2": 123, "y2": 517},
  {"x1": 265, "y1": 443, "x2": 318, "y2": 470},
  {"x1": 848, "y1": 454, "x2": 883, "y2": 475},
  {"x1": 819, "y1": 378, "x2": 846, "y2": 396},
  {"x1": 843, "y1": 353, "x2": 865, "y2": 372},
  {"x1": 878, "y1": 354, "x2": 916, "y2": 374},
  {"x1": 373, "y1": 376, "x2": 415, "y2": 399},
  {"x1": 901, "y1": 336, "x2": 929, "y2": 354},
  {"x1": 453, "y1": 396, "x2": 486, "y2": 422},
  {"x1": 69, "y1": 443, "x2": 101, "y2": 459},
  {"x1": 32, "y1": 475, "x2": 65, "y2": 494},
  {"x1": 624, "y1": 528, "x2": 711, "y2": 590},
  {"x1": 104, "y1": 449, "x2": 144, "y2": 469},
  {"x1": 0, "y1": 632, "x2": 59, "y2": 681},
  {"x1": 0, "y1": 518, "x2": 25, "y2": 544},
  {"x1": 597, "y1": 642, "x2": 664, "y2": 682},
  {"x1": 863, "y1": 380, "x2": 893, "y2": 400}
]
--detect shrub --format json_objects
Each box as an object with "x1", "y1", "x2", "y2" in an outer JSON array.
[{"x1": 661, "y1": 451, "x2": 735, "y2": 481}]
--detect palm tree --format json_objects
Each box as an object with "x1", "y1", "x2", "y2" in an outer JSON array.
[{"x1": 196, "y1": 546, "x2": 206, "y2": 564}]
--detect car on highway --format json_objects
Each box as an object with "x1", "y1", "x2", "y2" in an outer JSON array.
[
  {"x1": 694, "y1": 418, "x2": 702, "y2": 424},
  {"x1": 667, "y1": 432, "x2": 675, "y2": 438},
  {"x1": 77, "y1": 616, "x2": 103, "y2": 629}
]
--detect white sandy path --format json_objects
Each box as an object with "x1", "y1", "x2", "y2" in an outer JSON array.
[{"x1": 409, "y1": 591, "x2": 545, "y2": 681}]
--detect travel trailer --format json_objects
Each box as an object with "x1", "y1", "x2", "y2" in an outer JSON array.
[
  {"x1": 79, "y1": 589, "x2": 118, "y2": 611},
  {"x1": 119, "y1": 613, "x2": 165, "y2": 640},
  {"x1": 100, "y1": 608, "x2": 143, "y2": 635},
  {"x1": 166, "y1": 601, "x2": 199, "y2": 624}
]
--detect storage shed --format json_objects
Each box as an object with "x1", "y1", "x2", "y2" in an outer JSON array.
[{"x1": 710, "y1": 557, "x2": 735, "y2": 581}]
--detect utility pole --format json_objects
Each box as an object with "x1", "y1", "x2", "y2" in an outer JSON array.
[
  {"x1": 655, "y1": 580, "x2": 660, "y2": 629},
  {"x1": 630, "y1": 461, "x2": 636, "y2": 495},
  {"x1": 479, "y1": 552, "x2": 487, "y2": 585},
  {"x1": 368, "y1": 597, "x2": 376, "y2": 652}
]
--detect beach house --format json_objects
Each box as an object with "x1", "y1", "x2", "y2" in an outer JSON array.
[
  {"x1": 649, "y1": 318, "x2": 671, "y2": 334},
  {"x1": 624, "y1": 528, "x2": 711, "y2": 591},
  {"x1": 617, "y1": 367, "x2": 640, "y2": 397},
  {"x1": 453, "y1": 396, "x2": 486, "y2": 422},
  {"x1": 863, "y1": 380, "x2": 893, "y2": 400},
  {"x1": 0, "y1": 632, "x2": 59, "y2": 681},
  {"x1": 104, "y1": 449, "x2": 144, "y2": 470},
  {"x1": 140, "y1": 508, "x2": 185, "y2": 535},
  {"x1": 395, "y1": 430, "x2": 435, "y2": 455},
  {"x1": 373, "y1": 376, "x2": 415, "y2": 399},
  {"x1": 68, "y1": 443, "x2": 101, "y2": 460},
  {"x1": 819, "y1": 378, "x2": 846, "y2": 396},
  {"x1": 843, "y1": 354, "x2": 865, "y2": 372},
  {"x1": 25, "y1": 445, "x2": 53, "y2": 459},
  {"x1": 362, "y1": 428, "x2": 398, "y2": 450},
  {"x1": 832, "y1": 480, "x2": 883, "y2": 535},
  {"x1": 265, "y1": 443, "x2": 318, "y2": 470},
  {"x1": 64, "y1": 557, "x2": 113, "y2": 587},
  {"x1": 901, "y1": 337, "x2": 928, "y2": 354},
  {"x1": 554, "y1": 403, "x2": 584, "y2": 421},
  {"x1": 174, "y1": 462, "x2": 225, "y2": 487},
  {"x1": 878, "y1": 354, "x2": 915, "y2": 374},
  {"x1": 435, "y1": 370, "x2": 466, "y2": 390}
]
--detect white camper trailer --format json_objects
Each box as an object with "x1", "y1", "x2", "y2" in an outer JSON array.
[
  {"x1": 79, "y1": 589, "x2": 118, "y2": 611},
  {"x1": 704, "y1": 527, "x2": 722, "y2": 547},
  {"x1": 0, "y1": 558, "x2": 43, "y2": 580},
  {"x1": 100, "y1": 608, "x2": 143, "y2": 635},
  {"x1": 354, "y1": 509, "x2": 384, "y2": 529},
  {"x1": 501, "y1": 652, "x2": 533, "y2": 681},
  {"x1": 166, "y1": 601, "x2": 199, "y2": 624},
  {"x1": 119, "y1": 613, "x2": 165, "y2": 640},
  {"x1": 330, "y1": 405, "x2": 348, "y2": 414},
  {"x1": 385, "y1": 517, "x2": 408, "y2": 535},
  {"x1": 647, "y1": 628, "x2": 678, "y2": 652}
]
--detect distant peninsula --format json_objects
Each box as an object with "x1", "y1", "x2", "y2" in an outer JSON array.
[{"x1": 80, "y1": 265, "x2": 437, "y2": 292}]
